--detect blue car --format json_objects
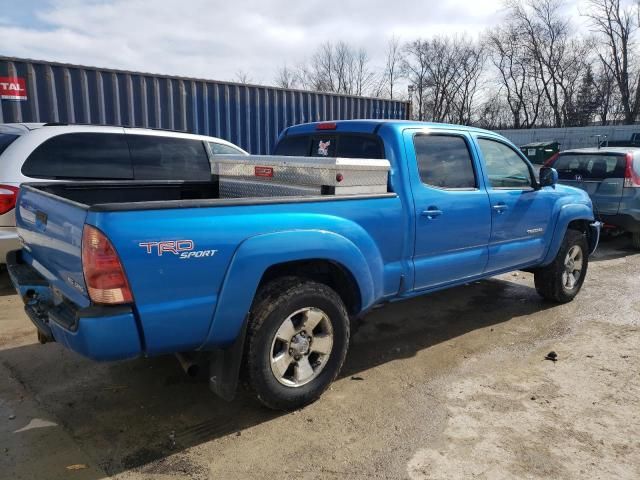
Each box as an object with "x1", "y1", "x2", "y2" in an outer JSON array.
[
  {"x1": 8, "y1": 120, "x2": 600, "y2": 410},
  {"x1": 547, "y1": 147, "x2": 640, "y2": 248}
]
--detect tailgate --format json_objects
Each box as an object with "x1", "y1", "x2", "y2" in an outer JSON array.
[
  {"x1": 16, "y1": 185, "x2": 90, "y2": 308},
  {"x1": 554, "y1": 153, "x2": 626, "y2": 215}
]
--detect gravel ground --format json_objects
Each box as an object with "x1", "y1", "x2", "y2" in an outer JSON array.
[{"x1": 1, "y1": 236, "x2": 638, "y2": 479}]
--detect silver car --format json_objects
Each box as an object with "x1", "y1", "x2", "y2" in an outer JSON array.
[
  {"x1": 0, "y1": 123, "x2": 247, "y2": 263},
  {"x1": 548, "y1": 147, "x2": 640, "y2": 248}
]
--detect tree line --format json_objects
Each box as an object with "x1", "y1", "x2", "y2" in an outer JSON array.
[{"x1": 269, "y1": 0, "x2": 640, "y2": 129}]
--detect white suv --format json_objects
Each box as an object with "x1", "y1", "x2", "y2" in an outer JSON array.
[{"x1": 0, "y1": 123, "x2": 248, "y2": 263}]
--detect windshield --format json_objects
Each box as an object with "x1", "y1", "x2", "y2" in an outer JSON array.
[
  {"x1": 0, "y1": 133, "x2": 19, "y2": 156},
  {"x1": 554, "y1": 153, "x2": 627, "y2": 180}
]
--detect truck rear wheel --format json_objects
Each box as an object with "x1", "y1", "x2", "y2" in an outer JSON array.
[
  {"x1": 246, "y1": 277, "x2": 350, "y2": 410},
  {"x1": 632, "y1": 232, "x2": 640, "y2": 250},
  {"x1": 534, "y1": 229, "x2": 589, "y2": 303}
]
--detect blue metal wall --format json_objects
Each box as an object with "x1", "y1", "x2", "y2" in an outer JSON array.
[{"x1": 0, "y1": 57, "x2": 410, "y2": 154}]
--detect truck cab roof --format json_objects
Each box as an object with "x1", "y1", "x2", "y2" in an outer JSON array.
[{"x1": 282, "y1": 120, "x2": 498, "y2": 137}]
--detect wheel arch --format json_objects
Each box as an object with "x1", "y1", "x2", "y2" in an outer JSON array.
[
  {"x1": 541, "y1": 203, "x2": 595, "y2": 265},
  {"x1": 202, "y1": 229, "x2": 381, "y2": 350},
  {"x1": 258, "y1": 259, "x2": 362, "y2": 316}
]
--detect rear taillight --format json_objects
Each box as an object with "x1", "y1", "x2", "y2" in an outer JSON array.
[
  {"x1": 543, "y1": 152, "x2": 559, "y2": 167},
  {"x1": 81, "y1": 225, "x2": 133, "y2": 305},
  {"x1": 0, "y1": 185, "x2": 19, "y2": 215},
  {"x1": 624, "y1": 153, "x2": 640, "y2": 187}
]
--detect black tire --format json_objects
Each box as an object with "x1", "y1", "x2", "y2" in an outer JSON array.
[
  {"x1": 245, "y1": 276, "x2": 350, "y2": 410},
  {"x1": 632, "y1": 232, "x2": 640, "y2": 250},
  {"x1": 534, "y1": 229, "x2": 589, "y2": 303}
]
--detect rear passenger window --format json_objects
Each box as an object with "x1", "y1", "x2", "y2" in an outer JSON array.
[
  {"x1": 128, "y1": 135, "x2": 210, "y2": 180},
  {"x1": 413, "y1": 135, "x2": 476, "y2": 189},
  {"x1": 22, "y1": 133, "x2": 133, "y2": 179}
]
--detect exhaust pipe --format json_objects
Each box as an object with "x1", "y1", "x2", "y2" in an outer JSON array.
[{"x1": 175, "y1": 352, "x2": 200, "y2": 377}]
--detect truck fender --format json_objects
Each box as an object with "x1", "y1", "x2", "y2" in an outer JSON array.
[
  {"x1": 202, "y1": 229, "x2": 383, "y2": 401},
  {"x1": 205, "y1": 229, "x2": 381, "y2": 348},
  {"x1": 541, "y1": 203, "x2": 595, "y2": 266}
]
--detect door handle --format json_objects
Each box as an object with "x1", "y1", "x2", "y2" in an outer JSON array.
[
  {"x1": 421, "y1": 207, "x2": 443, "y2": 219},
  {"x1": 492, "y1": 203, "x2": 508, "y2": 213}
]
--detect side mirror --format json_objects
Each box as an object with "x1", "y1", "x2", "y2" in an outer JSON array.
[{"x1": 539, "y1": 167, "x2": 558, "y2": 188}]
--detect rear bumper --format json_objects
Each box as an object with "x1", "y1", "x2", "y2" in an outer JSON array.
[
  {"x1": 599, "y1": 213, "x2": 640, "y2": 232},
  {"x1": 6, "y1": 249, "x2": 142, "y2": 361}
]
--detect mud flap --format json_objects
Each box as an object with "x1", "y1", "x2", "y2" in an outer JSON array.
[{"x1": 208, "y1": 318, "x2": 248, "y2": 402}]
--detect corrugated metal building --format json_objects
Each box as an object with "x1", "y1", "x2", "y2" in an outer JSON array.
[
  {"x1": 497, "y1": 125, "x2": 640, "y2": 151},
  {"x1": 0, "y1": 57, "x2": 410, "y2": 154}
]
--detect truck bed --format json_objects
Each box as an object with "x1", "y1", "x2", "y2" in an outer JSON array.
[
  {"x1": 27, "y1": 154, "x2": 392, "y2": 211},
  {"x1": 32, "y1": 181, "x2": 220, "y2": 206},
  {"x1": 26, "y1": 180, "x2": 394, "y2": 212}
]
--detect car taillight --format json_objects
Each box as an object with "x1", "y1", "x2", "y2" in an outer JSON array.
[
  {"x1": 0, "y1": 185, "x2": 19, "y2": 215},
  {"x1": 81, "y1": 225, "x2": 132, "y2": 305},
  {"x1": 624, "y1": 152, "x2": 640, "y2": 187},
  {"x1": 543, "y1": 152, "x2": 559, "y2": 167}
]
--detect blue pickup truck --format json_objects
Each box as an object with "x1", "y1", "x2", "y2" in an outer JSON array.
[{"x1": 7, "y1": 120, "x2": 600, "y2": 410}]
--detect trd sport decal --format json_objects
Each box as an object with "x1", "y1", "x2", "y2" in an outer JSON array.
[{"x1": 138, "y1": 240, "x2": 217, "y2": 259}]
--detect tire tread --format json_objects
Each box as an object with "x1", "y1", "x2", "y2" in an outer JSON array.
[
  {"x1": 534, "y1": 229, "x2": 588, "y2": 303},
  {"x1": 245, "y1": 276, "x2": 349, "y2": 410}
]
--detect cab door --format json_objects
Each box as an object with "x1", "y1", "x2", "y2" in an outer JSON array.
[
  {"x1": 404, "y1": 129, "x2": 492, "y2": 290},
  {"x1": 475, "y1": 136, "x2": 556, "y2": 272}
]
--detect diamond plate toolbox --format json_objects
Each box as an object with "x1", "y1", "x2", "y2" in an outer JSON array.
[{"x1": 212, "y1": 155, "x2": 390, "y2": 197}]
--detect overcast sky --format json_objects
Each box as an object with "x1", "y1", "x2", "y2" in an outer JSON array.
[{"x1": 0, "y1": 0, "x2": 585, "y2": 87}]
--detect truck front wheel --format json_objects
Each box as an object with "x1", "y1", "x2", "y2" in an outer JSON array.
[
  {"x1": 246, "y1": 277, "x2": 350, "y2": 410},
  {"x1": 534, "y1": 229, "x2": 589, "y2": 303}
]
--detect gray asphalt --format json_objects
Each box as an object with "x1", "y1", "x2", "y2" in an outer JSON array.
[{"x1": 1, "y1": 235, "x2": 639, "y2": 479}]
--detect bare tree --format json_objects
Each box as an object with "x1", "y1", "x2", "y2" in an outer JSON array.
[
  {"x1": 447, "y1": 37, "x2": 486, "y2": 124},
  {"x1": 584, "y1": 0, "x2": 640, "y2": 124},
  {"x1": 234, "y1": 70, "x2": 253, "y2": 84},
  {"x1": 487, "y1": 24, "x2": 543, "y2": 128},
  {"x1": 382, "y1": 35, "x2": 403, "y2": 99},
  {"x1": 352, "y1": 48, "x2": 376, "y2": 95},
  {"x1": 401, "y1": 39, "x2": 430, "y2": 120},
  {"x1": 296, "y1": 42, "x2": 334, "y2": 92},
  {"x1": 422, "y1": 37, "x2": 459, "y2": 122},
  {"x1": 477, "y1": 89, "x2": 515, "y2": 129},
  {"x1": 262, "y1": 4, "x2": 640, "y2": 129},
  {"x1": 402, "y1": 36, "x2": 485, "y2": 124},
  {"x1": 296, "y1": 41, "x2": 376, "y2": 96},
  {"x1": 507, "y1": 0, "x2": 589, "y2": 127},
  {"x1": 274, "y1": 64, "x2": 298, "y2": 89},
  {"x1": 332, "y1": 42, "x2": 351, "y2": 92},
  {"x1": 594, "y1": 56, "x2": 618, "y2": 124}
]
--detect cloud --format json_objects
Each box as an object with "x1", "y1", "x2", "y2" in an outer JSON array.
[{"x1": 0, "y1": 0, "x2": 507, "y2": 85}]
